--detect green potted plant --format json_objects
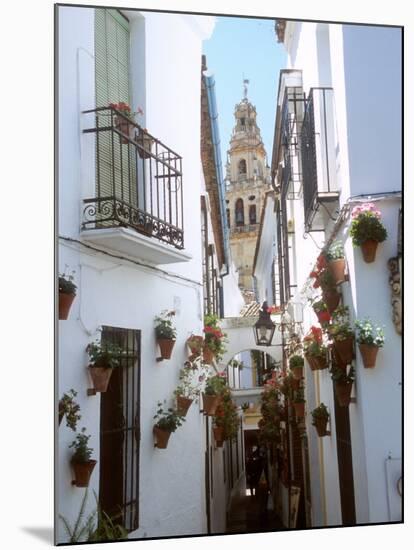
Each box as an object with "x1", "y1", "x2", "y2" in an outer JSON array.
[
  {"x1": 349, "y1": 203, "x2": 387, "y2": 263},
  {"x1": 154, "y1": 310, "x2": 177, "y2": 360},
  {"x1": 292, "y1": 386, "x2": 306, "y2": 418},
  {"x1": 289, "y1": 354, "x2": 304, "y2": 380},
  {"x1": 319, "y1": 269, "x2": 341, "y2": 314},
  {"x1": 59, "y1": 271, "x2": 77, "y2": 320},
  {"x1": 202, "y1": 372, "x2": 227, "y2": 416},
  {"x1": 69, "y1": 428, "x2": 97, "y2": 487},
  {"x1": 203, "y1": 314, "x2": 227, "y2": 363},
  {"x1": 312, "y1": 299, "x2": 331, "y2": 325},
  {"x1": 153, "y1": 401, "x2": 185, "y2": 449},
  {"x1": 59, "y1": 489, "x2": 128, "y2": 543},
  {"x1": 311, "y1": 403, "x2": 330, "y2": 437},
  {"x1": 303, "y1": 326, "x2": 328, "y2": 371},
  {"x1": 329, "y1": 306, "x2": 355, "y2": 367},
  {"x1": 186, "y1": 334, "x2": 204, "y2": 357},
  {"x1": 173, "y1": 361, "x2": 204, "y2": 416},
  {"x1": 326, "y1": 240, "x2": 346, "y2": 285},
  {"x1": 355, "y1": 318, "x2": 385, "y2": 368},
  {"x1": 330, "y1": 366, "x2": 355, "y2": 407},
  {"x1": 86, "y1": 340, "x2": 122, "y2": 393},
  {"x1": 59, "y1": 389, "x2": 81, "y2": 430}
]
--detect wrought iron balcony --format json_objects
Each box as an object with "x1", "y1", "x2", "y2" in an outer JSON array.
[
  {"x1": 81, "y1": 106, "x2": 184, "y2": 251},
  {"x1": 301, "y1": 88, "x2": 339, "y2": 232}
]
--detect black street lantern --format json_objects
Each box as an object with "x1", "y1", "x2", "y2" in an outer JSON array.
[{"x1": 253, "y1": 301, "x2": 276, "y2": 346}]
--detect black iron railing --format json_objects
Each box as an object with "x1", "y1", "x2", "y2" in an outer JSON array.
[
  {"x1": 301, "y1": 87, "x2": 337, "y2": 231},
  {"x1": 301, "y1": 91, "x2": 318, "y2": 228},
  {"x1": 82, "y1": 106, "x2": 184, "y2": 249},
  {"x1": 280, "y1": 87, "x2": 306, "y2": 193}
]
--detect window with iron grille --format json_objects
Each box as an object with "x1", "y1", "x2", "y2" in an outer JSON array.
[{"x1": 99, "y1": 326, "x2": 140, "y2": 532}]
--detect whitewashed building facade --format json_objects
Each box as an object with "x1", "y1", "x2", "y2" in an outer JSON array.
[
  {"x1": 254, "y1": 20, "x2": 402, "y2": 528},
  {"x1": 56, "y1": 6, "x2": 243, "y2": 543}
]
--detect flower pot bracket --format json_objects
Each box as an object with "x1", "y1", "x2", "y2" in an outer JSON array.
[{"x1": 87, "y1": 388, "x2": 97, "y2": 396}]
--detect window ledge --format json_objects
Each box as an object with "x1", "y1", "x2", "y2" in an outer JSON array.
[{"x1": 81, "y1": 227, "x2": 192, "y2": 265}]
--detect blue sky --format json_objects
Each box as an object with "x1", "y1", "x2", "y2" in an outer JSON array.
[{"x1": 203, "y1": 16, "x2": 287, "y2": 168}]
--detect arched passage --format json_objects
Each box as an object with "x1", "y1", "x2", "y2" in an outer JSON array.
[{"x1": 220, "y1": 315, "x2": 283, "y2": 367}]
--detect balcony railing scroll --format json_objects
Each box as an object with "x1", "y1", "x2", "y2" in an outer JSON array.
[
  {"x1": 81, "y1": 106, "x2": 184, "y2": 249},
  {"x1": 301, "y1": 87, "x2": 339, "y2": 232}
]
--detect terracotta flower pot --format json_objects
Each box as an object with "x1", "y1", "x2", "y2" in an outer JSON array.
[
  {"x1": 213, "y1": 426, "x2": 224, "y2": 447},
  {"x1": 293, "y1": 402, "x2": 305, "y2": 418},
  {"x1": 313, "y1": 355, "x2": 328, "y2": 370},
  {"x1": 305, "y1": 354, "x2": 317, "y2": 371},
  {"x1": 202, "y1": 393, "x2": 221, "y2": 416},
  {"x1": 176, "y1": 396, "x2": 193, "y2": 416},
  {"x1": 137, "y1": 130, "x2": 153, "y2": 159},
  {"x1": 328, "y1": 258, "x2": 346, "y2": 285},
  {"x1": 290, "y1": 377, "x2": 300, "y2": 390},
  {"x1": 334, "y1": 336, "x2": 354, "y2": 365},
  {"x1": 203, "y1": 347, "x2": 215, "y2": 364},
  {"x1": 157, "y1": 338, "x2": 175, "y2": 359},
  {"x1": 306, "y1": 354, "x2": 327, "y2": 371},
  {"x1": 359, "y1": 343, "x2": 379, "y2": 368},
  {"x1": 115, "y1": 116, "x2": 135, "y2": 144},
  {"x1": 88, "y1": 366, "x2": 114, "y2": 393},
  {"x1": 71, "y1": 459, "x2": 97, "y2": 487},
  {"x1": 334, "y1": 381, "x2": 353, "y2": 407},
  {"x1": 323, "y1": 289, "x2": 341, "y2": 314},
  {"x1": 360, "y1": 239, "x2": 378, "y2": 263},
  {"x1": 59, "y1": 292, "x2": 75, "y2": 320},
  {"x1": 153, "y1": 426, "x2": 172, "y2": 449},
  {"x1": 316, "y1": 310, "x2": 331, "y2": 324},
  {"x1": 291, "y1": 367, "x2": 303, "y2": 380},
  {"x1": 313, "y1": 417, "x2": 329, "y2": 437}
]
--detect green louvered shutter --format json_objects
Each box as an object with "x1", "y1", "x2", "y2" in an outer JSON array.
[{"x1": 95, "y1": 9, "x2": 137, "y2": 208}]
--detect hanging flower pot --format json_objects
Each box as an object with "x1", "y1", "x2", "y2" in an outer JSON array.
[
  {"x1": 153, "y1": 426, "x2": 172, "y2": 449},
  {"x1": 359, "y1": 343, "x2": 379, "y2": 368},
  {"x1": 203, "y1": 347, "x2": 215, "y2": 364},
  {"x1": 69, "y1": 428, "x2": 96, "y2": 487},
  {"x1": 360, "y1": 239, "x2": 379, "y2": 263},
  {"x1": 202, "y1": 393, "x2": 221, "y2": 416},
  {"x1": 328, "y1": 258, "x2": 346, "y2": 285},
  {"x1": 58, "y1": 274, "x2": 77, "y2": 320},
  {"x1": 334, "y1": 381, "x2": 353, "y2": 407},
  {"x1": 59, "y1": 292, "x2": 76, "y2": 320},
  {"x1": 349, "y1": 204, "x2": 387, "y2": 263},
  {"x1": 313, "y1": 354, "x2": 328, "y2": 370},
  {"x1": 157, "y1": 338, "x2": 176, "y2": 360},
  {"x1": 323, "y1": 289, "x2": 341, "y2": 314},
  {"x1": 293, "y1": 401, "x2": 305, "y2": 418},
  {"x1": 333, "y1": 336, "x2": 354, "y2": 365},
  {"x1": 137, "y1": 128, "x2": 154, "y2": 159},
  {"x1": 176, "y1": 396, "x2": 193, "y2": 417},
  {"x1": 305, "y1": 354, "x2": 317, "y2": 371},
  {"x1": 292, "y1": 367, "x2": 303, "y2": 380},
  {"x1": 213, "y1": 426, "x2": 225, "y2": 447},
  {"x1": 313, "y1": 416, "x2": 329, "y2": 437},
  {"x1": 115, "y1": 115, "x2": 135, "y2": 145},
  {"x1": 71, "y1": 459, "x2": 97, "y2": 487},
  {"x1": 88, "y1": 366, "x2": 114, "y2": 393}
]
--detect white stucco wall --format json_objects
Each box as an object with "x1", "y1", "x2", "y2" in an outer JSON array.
[
  {"x1": 57, "y1": 6, "x2": 242, "y2": 543},
  {"x1": 278, "y1": 20, "x2": 402, "y2": 528}
]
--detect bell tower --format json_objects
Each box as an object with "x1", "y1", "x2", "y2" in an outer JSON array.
[{"x1": 225, "y1": 81, "x2": 270, "y2": 303}]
